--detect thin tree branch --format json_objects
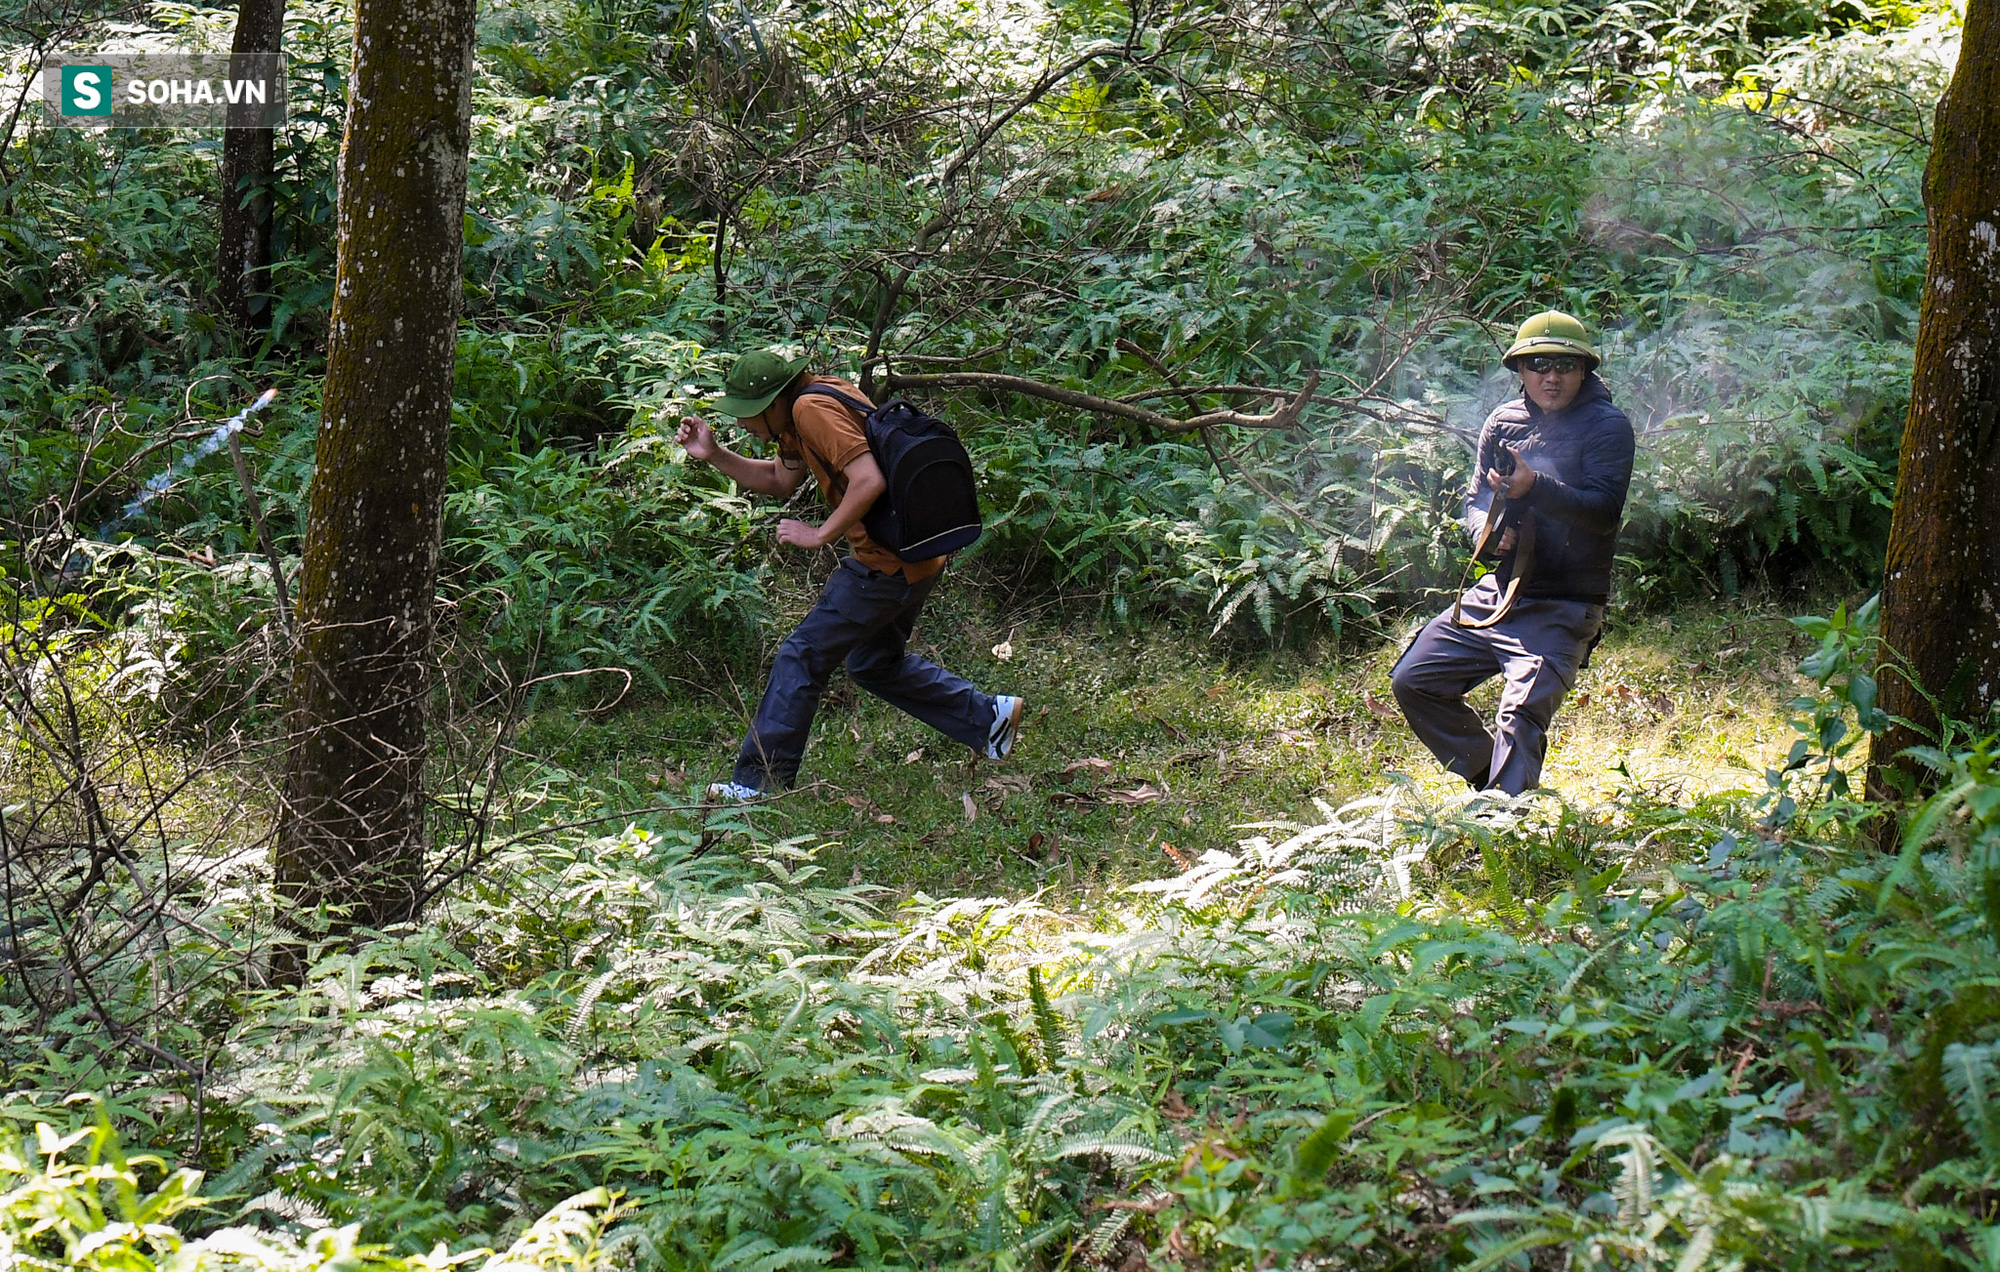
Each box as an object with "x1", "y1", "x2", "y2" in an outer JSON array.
[{"x1": 884, "y1": 370, "x2": 1320, "y2": 432}]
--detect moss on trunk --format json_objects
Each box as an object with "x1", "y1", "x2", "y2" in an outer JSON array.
[
  {"x1": 276, "y1": 0, "x2": 478, "y2": 931},
  {"x1": 1871, "y1": 0, "x2": 2000, "y2": 794}
]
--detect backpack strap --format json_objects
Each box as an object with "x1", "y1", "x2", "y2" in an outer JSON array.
[
  {"x1": 794, "y1": 383, "x2": 877, "y2": 418},
  {"x1": 788, "y1": 383, "x2": 877, "y2": 506}
]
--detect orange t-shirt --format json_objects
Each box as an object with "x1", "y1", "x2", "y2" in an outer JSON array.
[{"x1": 778, "y1": 375, "x2": 945, "y2": 581}]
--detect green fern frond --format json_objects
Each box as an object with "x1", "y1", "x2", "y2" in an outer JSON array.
[
  {"x1": 1047, "y1": 1134, "x2": 1173, "y2": 1164},
  {"x1": 565, "y1": 967, "x2": 619, "y2": 1051},
  {"x1": 1086, "y1": 1208, "x2": 1134, "y2": 1260},
  {"x1": 1027, "y1": 965, "x2": 1065, "y2": 1069},
  {"x1": 1944, "y1": 1042, "x2": 2000, "y2": 1160}
]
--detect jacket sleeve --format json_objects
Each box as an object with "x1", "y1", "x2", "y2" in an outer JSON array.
[
  {"x1": 1519, "y1": 409, "x2": 1635, "y2": 535},
  {"x1": 1463, "y1": 413, "x2": 1499, "y2": 542}
]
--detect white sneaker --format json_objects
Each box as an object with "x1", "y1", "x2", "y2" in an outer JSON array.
[
  {"x1": 706, "y1": 781, "x2": 766, "y2": 803},
  {"x1": 985, "y1": 695, "x2": 1025, "y2": 759}
]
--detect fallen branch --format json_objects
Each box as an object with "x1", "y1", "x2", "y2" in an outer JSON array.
[
  {"x1": 883, "y1": 370, "x2": 1320, "y2": 433},
  {"x1": 1332, "y1": 395, "x2": 1479, "y2": 449},
  {"x1": 1107, "y1": 339, "x2": 1335, "y2": 534}
]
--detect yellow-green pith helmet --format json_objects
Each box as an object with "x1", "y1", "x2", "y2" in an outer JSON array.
[{"x1": 1502, "y1": 311, "x2": 1599, "y2": 371}]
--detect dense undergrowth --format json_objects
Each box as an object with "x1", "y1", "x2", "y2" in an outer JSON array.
[
  {"x1": 6, "y1": 645, "x2": 2000, "y2": 1269},
  {"x1": 4, "y1": 588, "x2": 2000, "y2": 1269},
  {"x1": 1, "y1": 0, "x2": 1948, "y2": 674}
]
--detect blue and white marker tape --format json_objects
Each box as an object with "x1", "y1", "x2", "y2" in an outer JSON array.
[{"x1": 100, "y1": 387, "x2": 279, "y2": 537}]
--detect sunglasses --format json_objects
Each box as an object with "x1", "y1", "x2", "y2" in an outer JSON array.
[{"x1": 1521, "y1": 354, "x2": 1584, "y2": 375}]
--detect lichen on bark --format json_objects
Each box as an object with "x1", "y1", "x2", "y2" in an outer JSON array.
[
  {"x1": 275, "y1": 0, "x2": 478, "y2": 933},
  {"x1": 1871, "y1": 0, "x2": 2000, "y2": 794}
]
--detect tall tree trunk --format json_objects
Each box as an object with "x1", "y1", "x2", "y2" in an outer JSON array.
[
  {"x1": 217, "y1": 0, "x2": 286, "y2": 330},
  {"x1": 276, "y1": 0, "x2": 478, "y2": 934},
  {"x1": 1871, "y1": 0, "x2": 2000, "y2": 796}
]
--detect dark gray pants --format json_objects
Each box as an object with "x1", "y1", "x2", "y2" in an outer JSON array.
[
  {"x1": 733, "y1": 557, "x2": 996, "y2": 791},
  {"x1": 1390, "y1": 577, "x2": 1604, "y2": 795}
]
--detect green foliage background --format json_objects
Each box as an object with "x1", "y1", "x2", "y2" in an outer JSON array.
[
  {"x1": 2, "y1": 0, "x2": 1994, "y2": 1268},
  {"x1": 0, "y1": 0, "x2": 1944, "y2": 668}
]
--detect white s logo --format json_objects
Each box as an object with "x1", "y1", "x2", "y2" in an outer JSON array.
[{"x1": 71, "y1": 71, "x2": 102, "y2": 111}]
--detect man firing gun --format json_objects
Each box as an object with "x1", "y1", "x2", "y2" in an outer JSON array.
[{"x1": 1390, "y1": 311, "x2": 1637, "y2": 795}]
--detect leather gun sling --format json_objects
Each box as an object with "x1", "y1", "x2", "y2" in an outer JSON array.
[{"x1": 1453, "y1": 495, "x2": 1535, "y2": 629}]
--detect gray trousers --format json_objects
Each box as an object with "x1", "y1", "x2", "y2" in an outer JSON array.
[{"x1": 1390, "y1": 576, "x2": 1604, "y2": 795}]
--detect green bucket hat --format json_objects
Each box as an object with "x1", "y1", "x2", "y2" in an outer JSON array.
[
  {"x1": 713, "y1": 349, "x2": 809, "y2": 419},
  {"x1": 1502, "y1": 311, "x2": 1600, "y2": 370}
]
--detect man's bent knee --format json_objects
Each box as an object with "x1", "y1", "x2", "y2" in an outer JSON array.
[
  {"x1": 1505, "y1": 664, "x2": 1573, "y2": 725},
  {"x1": 1389, "y1": 668, "x2": 1421, "y2": 710},
  {"x1": 1390, "y1": 653, "x2": 1446, "y2": 705}
]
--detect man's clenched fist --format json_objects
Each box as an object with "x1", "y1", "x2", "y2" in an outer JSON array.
[{"x1": 676, "y1": 415, "x2": 719, "y2": 463}]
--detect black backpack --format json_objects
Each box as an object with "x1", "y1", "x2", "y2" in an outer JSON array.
[{"x1": 794, "y1": 384, "x2": 983, "y2": 562}]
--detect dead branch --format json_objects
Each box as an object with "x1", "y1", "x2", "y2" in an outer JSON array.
[
  {"x1": 883, "y1": 370, "x2": 1320, "y2": 433},
  {"x1": 1334, "y1": 395, "x2": 1479, "y2": 449},
  {"x1": 861, "y1": 29, "x2": 1142, "y2": 390},
  {"x1": 1117, "y1": 384, "x2": 1292, "y2": 404},
  {"x1": 1108, "y1": 338, "x2": 1335, "y2": 534}
]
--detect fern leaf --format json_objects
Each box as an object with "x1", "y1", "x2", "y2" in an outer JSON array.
[
  {"x1": 1943, "y1": 1042, "x2": 2000, "y2": 1159},
  {"x1": 1027, "y1": 965, "x2": 1065, "y2": 1069},
  {"x1": 1610, "y1": 1128, "x2": 1657, "y2": 1220},
  {"x1": 1672, "y1": 1223, "x2": 1717, "y2": 1272},
  {"x1": 565, "y1": 968, "x2": 619, "y2": 1051},
  {"x1": 1047, "y1": 1134, "x2": 1173, "y2": 1164},
  {"x1": 1086, "y1": 1209, "x2": 1133, "y2": 1260}
]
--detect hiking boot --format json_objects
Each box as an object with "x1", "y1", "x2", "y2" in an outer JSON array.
[
  {"x1": 986, "y1": 695, "x2": 1025, "y2": 759},
  {"x1": 706, "y1": 780, "x2": 767, "y2": 803}
]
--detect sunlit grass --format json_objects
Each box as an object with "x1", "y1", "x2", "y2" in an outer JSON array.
[{"x1": 515, "y1": 573, "x2": 1837, "y2": 902}]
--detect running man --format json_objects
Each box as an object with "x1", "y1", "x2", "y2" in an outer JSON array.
[{"x1": 676, "y1": 349, "x2": 1024, "y2": 799}]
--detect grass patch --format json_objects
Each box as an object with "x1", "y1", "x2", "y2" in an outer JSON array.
[{"x1": 512, "y1": 569, "x2": 1839, "y2": 900}]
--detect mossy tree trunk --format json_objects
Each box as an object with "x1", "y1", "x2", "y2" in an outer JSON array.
[
  {"x1": 1871, "y1": 0, "x2": 2000, "y2": 794},
  {"x1": 217, "y1": 0, "x2": 285, "y2": 330},
  {"x1": 276, "y1": 0, "x2": 477, "y2": 932}
]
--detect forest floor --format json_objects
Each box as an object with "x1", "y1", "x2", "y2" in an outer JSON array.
[
  {"x1": 17, "y1": 575, "x2": 1948, "y2": 1272},
  {"x1": 512, "y1": 573, "x2": 1848, "y2": 900}
]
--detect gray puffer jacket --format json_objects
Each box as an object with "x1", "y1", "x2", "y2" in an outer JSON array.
[{"x1": 1463, "y1": 374, "x2": 1636, "y2": 604}]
